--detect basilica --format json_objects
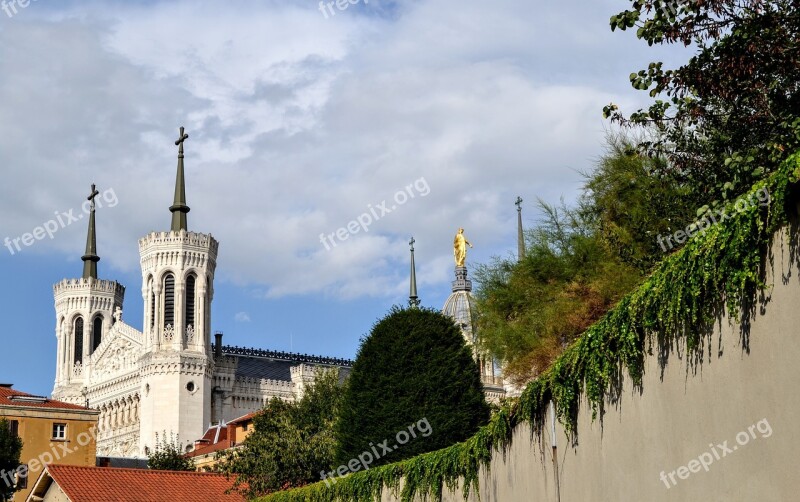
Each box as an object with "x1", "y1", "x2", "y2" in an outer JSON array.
[{"x1": 50, "y1": 127, "x2": 504, "y2": 459}]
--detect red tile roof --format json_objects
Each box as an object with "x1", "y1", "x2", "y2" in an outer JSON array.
[
  {"x1": 44, "y1": 465, "x2": 244, "y2": 502},
  {"x1": 0, "y1": 386, "x2": 88, "y2": 411},
  {"x1": 229, "y1": 412, "x2": 257, "y2": 425},
  {"x1": 188, "y1": 425, "x2": 230, "y2": 458}
]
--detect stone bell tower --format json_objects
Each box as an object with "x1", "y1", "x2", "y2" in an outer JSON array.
[
  {"x1": 52, "y1": 184, "x2": 125, "y2": 405},
  {"x1": 137, "y1": 127, "x2": 219, "y2": 455}
]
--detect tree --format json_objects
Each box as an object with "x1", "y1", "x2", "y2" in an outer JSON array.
[
  {"x1": 0, "y1": 418, "x2": 22, "y2": 502},
  {"x1": 219, "y1": 369, "x2": 344, "y2": 498},
  {"x1": 474, "y1": 139, "x2": 695, "y2": 384},
  {"x1": 582, "y1": 134, "x2": 699, "y2": 270},
  {"x1": 147, "y1": 432, "x2": 194, "y2": 471},
  {"x1": 334, "y1": 307, "x2": 490, "y2": 469},
  {"x1": 605, "y1": 0, "x2": 800, "y2": 206}
]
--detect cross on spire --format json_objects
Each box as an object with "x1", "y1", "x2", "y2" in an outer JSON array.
[
  {"x1": 409, "y1": 236, "x2": 420, "y2": 308},
  {"x1": 87, "y1": 183, "x2": 100, "y2": 210},
  {"x1": 175, "y1": 126, "x2": 189, "y2": 156},
  {"x1": 516, "y1": 196, "x2": 525, "y2": 262},
  {"x1": 82, "y1": 183, "x2": 101, "y2": 280},
  {"x1": 170, "y1": 126, "x2": 191, "y2": 231}
]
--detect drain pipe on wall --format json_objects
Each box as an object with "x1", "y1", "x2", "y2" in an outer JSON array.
[{"x1": 551, "y1": 401, "x2": 561, "y2": 502}]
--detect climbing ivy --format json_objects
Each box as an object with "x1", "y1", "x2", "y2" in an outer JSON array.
[{"x1": 260, "y1": 153, "x2": 800, "y2": 502}]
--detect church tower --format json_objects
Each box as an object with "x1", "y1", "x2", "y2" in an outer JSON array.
[
  {"x1": 137, "y1": 127, "x2": 219, "y2": 454},
  {"x1": 442, "y1": 229, "x2": 505, "y2": 403},
  {"x1": 53, "y1": 185, "x2": 125, "y2": 404}
]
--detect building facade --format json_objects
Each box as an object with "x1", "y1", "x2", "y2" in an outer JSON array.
[
  {"x1": 50, "y1": 128, "x2": 351, "y2": 459},
  {"x1": 0, "y1": 384, "x2": 99, "y2": 502}
]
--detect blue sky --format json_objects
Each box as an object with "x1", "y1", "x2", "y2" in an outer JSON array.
[{"x1": 0, "y1": 0, "x2": 689, "y2": 396}]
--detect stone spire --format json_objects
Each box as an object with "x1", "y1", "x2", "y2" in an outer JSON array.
[
  {"x1": 170, "y1": 126, "x2": 191, "y2": 231},
  {"x1": 409, "y1": 237, "x2": 420, "y2": 308},
  {"x1": 515, "y1": 196, "x2": 525, "y2": 262},
  {"x1": 81, "y1": 184, "x2": 101, "y2": 279}
]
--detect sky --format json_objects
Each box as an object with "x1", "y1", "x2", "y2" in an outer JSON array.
[{"x1": 0, "y1": 0, "x2": 689, "y2": 396}]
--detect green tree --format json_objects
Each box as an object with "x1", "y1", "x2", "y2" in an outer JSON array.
[
  {"x1": 605, "y1": 0, "x2": 800, "y2": 205},
  {"x1": 334, "y1": 307, "x2": 490, "y2": 469},
  {"x1": 147, "y1": 432, "x2": 194, "y2": 471},
  {"x1": 582, "y1": 134, "x2": 699, "y2": 269},
  {"x1": 0, "y1": 419, "x2": 22, "y2": 502},
  {"x1": 474, "y1": 140, "x2": 694, "y2": 384},
  {"x1": 219, "y1": 369, "x2": 344, "y2": 498},
  {"x1": 474, "y1": 199, "x2": 642, "y2": 384}
]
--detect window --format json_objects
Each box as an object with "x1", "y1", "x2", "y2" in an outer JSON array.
[
  {"x1": 15, "y1": 465, "x2": 27, "y2": 489},
  {"x1": 52, "y1": 423, "x2": 66, "y2": 440},
  {"x1": 91, "y1": 316, "x2": 103, "y2": 354},
  {"x1": 185, "y1": 274, "x2": 196, "y2": 328},
  {"x1": 73, "y1": 318, "x2": 84, "y2": 364},
  {"x1": 150, "y1": 292, "x2": 155, "y2": 329},
  {"x1": 163, "y1": 274, "x2": 175, "y2": 327},
  {"x1": 7, "y1": 420, "x2": 18, "y2": 438}
]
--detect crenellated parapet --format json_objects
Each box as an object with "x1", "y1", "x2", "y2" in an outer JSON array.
[
  {"x1": 54, "y1": 277, "x2": 126, "y2": 296},
  {"x1": 138, "y1": 230, "x2": 219, "y2": 268}
]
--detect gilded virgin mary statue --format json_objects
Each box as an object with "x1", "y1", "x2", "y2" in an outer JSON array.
[{"x1": 453, "y1": 228, "x2": 473, "y2": 267}]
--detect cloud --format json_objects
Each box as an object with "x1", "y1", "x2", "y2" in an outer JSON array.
[
  {"x1": 0, "y1": 0, "x2": 684, "y2": 299},
  {"x1": 234, "y1": 312, "x2": 251, "y2": 323}
]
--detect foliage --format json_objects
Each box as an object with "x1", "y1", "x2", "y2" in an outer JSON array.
[
  {"x1": 474, "y1": 198, "x2": 643, "y2": 384},
  {"x1": 334, "y1": 307, "x2": 490, "y2": 468},
  {"x1": 0, "y1": 419, "x2": 22, "y2": 502},
  {"x1": 582, "y1": 134, "x2": 700, "y2": 270},
  {"x1": 258, "y1": 153, "x2": 800, "y2": 502},
  {"x1": 605, "y1": 0, "x2": 800, "y2": 205},
  {"x1": 474, "y1": 138, "x2": 698, "y2": 384},
  {"x1": 147, "y1": 431, "x2": 195, "y2": 471},
  {"x1": 218, "y1": 369, "x2": 344, "y2": 498}
]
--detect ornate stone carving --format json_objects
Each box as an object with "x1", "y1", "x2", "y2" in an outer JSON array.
[
  {"x1": 92, "y1": 338, "x2": 138, "y2": 381},
  {"x1": 164, "y1": 324, "x2": 175, "y2": 341},
  {"x1": 73, "y1": 361, "x2": 82, "y2": 377},
  {"x1": 186, "y1": 324, "x2": 195, "y2": 343}
]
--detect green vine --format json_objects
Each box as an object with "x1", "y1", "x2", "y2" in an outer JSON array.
[{"x1": 260, "y1": 154, "x2": 800, "y2": 502}]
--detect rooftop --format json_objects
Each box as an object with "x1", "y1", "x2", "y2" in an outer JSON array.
[
  {"x1": 0, "y1": 386, "x2": 90, "y2": 412},
  {"x1": 30, "y1": 465, "x2": 244, "y2": 502}
]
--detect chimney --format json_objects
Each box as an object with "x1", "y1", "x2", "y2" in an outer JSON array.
[{"x1": 214, "y1": 332, "x2": 223, "y2": 358}]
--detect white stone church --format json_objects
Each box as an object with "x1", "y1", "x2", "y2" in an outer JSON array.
[
  {"x1": 50, "y1": 128, "x2": 353, "y2": 458},
  {"x1": 50, "y1": 127, "x2": 504, "y2": 459}
]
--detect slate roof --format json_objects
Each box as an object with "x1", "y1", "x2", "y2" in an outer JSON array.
[
  {"x1": 34, "y1": 465, "x2": 244, "y2": 502},
  {"x1": 219, "y1": 345, "x2": 353, "y2": 381}
]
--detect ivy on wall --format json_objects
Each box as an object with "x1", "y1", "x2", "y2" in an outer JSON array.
[{"x1": 260, "y1": 154, "x2": 800, "y2": 502}]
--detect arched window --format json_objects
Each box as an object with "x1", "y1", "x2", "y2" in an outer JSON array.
[
  {"x1": 185, "y1": 274, "x2": 196, "y2": 329},
  {"x1": 150, "y1": 292, "x2": 155, "y2": 329},
  {"x1": 163, "y1": 274, "x2": 175, "y2": 327},
  {"x1": 147, "y1": 275, "x2": 156, "y2": 328},
  {"x1": 91, "y1": 316, "x2": 103, "y2": 353},
  {"x1": 73, "y1": 317, "x2": 84, "y2": 364}
]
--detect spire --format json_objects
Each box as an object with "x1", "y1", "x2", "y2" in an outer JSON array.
[
  {"x1": 81, "y1": 184, "x2": 101, "y2": 279},
  {"x1": 409, "y1": 237, "x2": 420, "y2": 308},
  {"x1": 515, "y1": 196, "x2": 525, "y2": 262},
  {"x1": 170, "y1": 126, "x2": 191, "y2": 232}
]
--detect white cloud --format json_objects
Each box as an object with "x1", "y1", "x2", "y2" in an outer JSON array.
[
  {"x1": 234, "y1": 312, "x2": 251, "y2": 323},
  {"x1": 0, "y1": 0, "x2": 685, "y2": 299}
]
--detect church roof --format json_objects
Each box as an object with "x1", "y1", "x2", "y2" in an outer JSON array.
[
  {"x1": 219, "y1": 345, "x2": 353, "y2": 381},
  {"x1": 442, "y1": 290, "x2": 477, "y2": 329}
]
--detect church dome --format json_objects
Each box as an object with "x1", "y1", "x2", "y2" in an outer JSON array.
[{"x1": 442, "y1": 267, "x2": 478, "y2": 345}]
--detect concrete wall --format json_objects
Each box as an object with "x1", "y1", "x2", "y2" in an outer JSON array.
[{"x1": 386, "y1": 227, "x2": 800, "y2": 502}]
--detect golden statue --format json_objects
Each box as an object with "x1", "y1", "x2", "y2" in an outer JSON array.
[{"x1": 453, "y1": 228, "x2": 473, "y2": 267}]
